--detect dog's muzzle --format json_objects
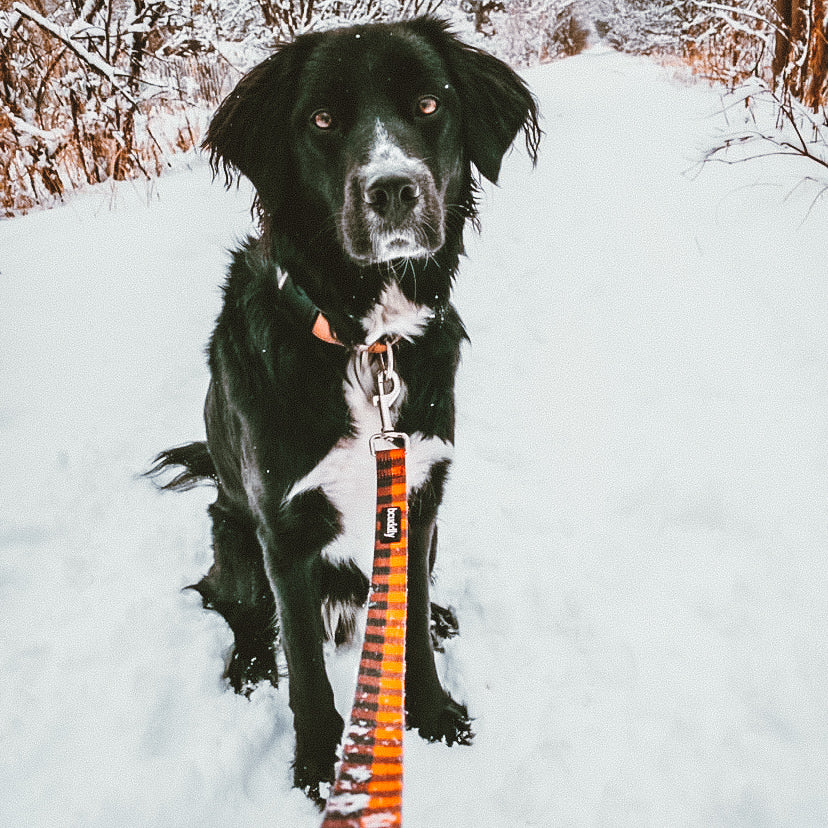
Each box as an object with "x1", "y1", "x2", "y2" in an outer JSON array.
[{"x1": 341, "y1": 159, "x2": 445, "y2": 264}]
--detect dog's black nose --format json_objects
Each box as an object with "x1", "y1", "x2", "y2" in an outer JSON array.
[{"x1": 364, "y1": 175, "x2": 420, "y2": 219}]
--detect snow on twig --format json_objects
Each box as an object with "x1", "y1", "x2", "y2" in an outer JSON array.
[
  {"x1": 11, "y1": 2, "x2": 137, "y2": 105},
  {"x1": 703, "y1": 80, "x2": 828, "y2": 200},
  {"x1": 691, "y1": 1, "x2": 786, "y2": 36}
]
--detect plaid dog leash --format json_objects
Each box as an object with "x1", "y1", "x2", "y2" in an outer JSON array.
[{"x1": 321, "y1": 346, "x2": 409, "y2": 828}]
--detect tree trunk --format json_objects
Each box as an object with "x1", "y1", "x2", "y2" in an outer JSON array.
[
  {"x1": 804, "y1": 0, "x2": 828, "y2": 108},
  {"x1": 773, "y1": 0, "x2": 808, "y2": 95},
  {"x1": 773, "y1": 0, "x2": 793, "y2": 79}
]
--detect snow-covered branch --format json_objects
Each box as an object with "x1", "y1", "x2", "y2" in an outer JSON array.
[
  {"x1": 12, "y1": 2, "x2": 137, "y2": 103},
  {"x1": 703, "y1": 80, "x2": 828, "y2": 203}
]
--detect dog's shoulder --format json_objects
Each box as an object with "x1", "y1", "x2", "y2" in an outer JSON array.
[{"x1": 211, "y1": 242, "x2": 308, "y2": 362}]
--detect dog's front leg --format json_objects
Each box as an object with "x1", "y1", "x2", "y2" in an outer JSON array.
[
  {"x1": 405, "y1": 465, "x2": 473, "y2": 746},
  {"x1": 260, "y1": 489, "x2": 344, "y2": 803}
]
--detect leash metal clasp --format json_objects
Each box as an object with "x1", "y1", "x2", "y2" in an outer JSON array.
[{"x1": 369, "y1": 341, "x2": 410, "y2": 455}]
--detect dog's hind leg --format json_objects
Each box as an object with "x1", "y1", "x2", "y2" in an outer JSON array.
[
  {"x1": 430, "y1": 595, "x2": 460, "y2": 652},
  {"x1": 190, "y1": 493, "x2": 279, "y2": 696}
]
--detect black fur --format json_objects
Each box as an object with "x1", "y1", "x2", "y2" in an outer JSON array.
[
  {"x1": 146, "y1": 441, "x2": 216, "y2": 491},
  {"x1": 149, "y1": 16, "x2": 539, "y2": 803}
]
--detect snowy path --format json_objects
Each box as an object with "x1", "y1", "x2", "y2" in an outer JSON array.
[{"x1": 2, "y1": 51, "x2": 827, "y2": 826}]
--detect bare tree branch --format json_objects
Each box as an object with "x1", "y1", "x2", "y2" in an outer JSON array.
[{"x1": 12, "y1": 1, "x2": 137, "y2": 104}]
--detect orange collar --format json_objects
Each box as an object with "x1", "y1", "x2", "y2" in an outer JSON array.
[{"x1": 312, "y1": 311, "x2": 395, "y2": 353}]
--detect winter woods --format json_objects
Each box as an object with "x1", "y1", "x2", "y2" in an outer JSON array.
[
  {"x1": 1, "y1": 0, "x2": 227, "y2": 214},
  {"x1": 773, "y1": 0, "x2": 828, "y2": 108},
  {"x1": 3, "y1": 0, "x2": 828, "y2": 215}
]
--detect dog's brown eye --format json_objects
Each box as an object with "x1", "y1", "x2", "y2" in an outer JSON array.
[
  {"x1": 416, "y1": 96, "x2": 439, "y2": 116},
  {"x1": 311, "y1": 110, "x2": 334, "y2": 130}
]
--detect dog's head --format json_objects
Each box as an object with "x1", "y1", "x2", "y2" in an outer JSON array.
[{"x1": 205, "y1": 17, "x2": 540, "y2": 266}]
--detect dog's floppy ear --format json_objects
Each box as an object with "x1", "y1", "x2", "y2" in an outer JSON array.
[
  {"x1": 415, "y1": 18, "x2": 541, "y2": 184},
  {"x1": 203, "y1": 38, "x2": 313, "y2": 211}
]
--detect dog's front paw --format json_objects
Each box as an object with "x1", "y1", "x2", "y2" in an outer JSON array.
[
  {"x1": 293, "y1": 748, "x2": 337, "y2": 808},
  {"x1": 294, "y1": 759, "x2": 335, "y2": 809},
  {"x1": 293, "y1": 710, "x2": 344, "y2": 807},
  {"x1": 408, "y1": 694, "x2": 474, "y2": 746}
]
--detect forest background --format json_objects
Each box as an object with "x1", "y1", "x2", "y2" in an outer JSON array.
[{"x1": 2, "y1": 0, "x2": 828, "y2": 216}]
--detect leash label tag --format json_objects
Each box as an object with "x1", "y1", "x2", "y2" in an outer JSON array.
[{"x1": 382, "y1": 506, "x2": 402, "y2": 543}]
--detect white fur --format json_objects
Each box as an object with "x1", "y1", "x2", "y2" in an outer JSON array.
[
  {"x1": 283, "y1": 288, "x2": 450, "y2": 715},
  {"x1": 365, "y1": 121, "x2": 431, "y2": 262},
  {"x1": 362, "y1": 282, "x2": 434, "y2": 345},
  {"x1": 284, "y1": 288, "x2": 450, "y2": 584},
  {"x1": 322, "y1": 599, "x2": 358, "y2": 643},
  {"x1": 365, "y1": 121, "x2": 422, "y2": 182},
  {"x1": 286, "y1": 367, "x2": 451, "y2": 578}
]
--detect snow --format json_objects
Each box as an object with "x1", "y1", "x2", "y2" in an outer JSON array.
[{"x1": 2, "y1": 49, "x2": 827, "y2": 826}]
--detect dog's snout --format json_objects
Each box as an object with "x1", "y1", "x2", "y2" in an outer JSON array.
[
  {"x1": 343, "y1": 141, "x2": 444, "y2": 262},
  {"x1": 363, "y1": 175, "x2": 421, "y2": 218}
]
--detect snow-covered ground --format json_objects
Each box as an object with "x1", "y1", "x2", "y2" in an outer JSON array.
[{"x1": 2, "y1": 50, "x2": 826, "y2": 827}]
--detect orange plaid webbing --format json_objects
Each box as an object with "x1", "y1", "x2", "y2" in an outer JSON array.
[{"x1": 321, "y1": 447, "x2": 408, "y2": 828}]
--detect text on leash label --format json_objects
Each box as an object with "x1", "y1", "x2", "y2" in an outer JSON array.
[{"x1": 382, "y1": 507, "x2": 402, "y2": 543}]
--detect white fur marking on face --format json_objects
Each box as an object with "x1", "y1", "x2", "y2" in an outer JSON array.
[
  {"x1": 372, "y1": 230, "x2": 428, "y2": 264},
  {"x1": 364, "y1": 121, "x2": 432, "y2": 262},
  {"x1": 367, "y1": 120, "x2": 421, "y2": 177}
]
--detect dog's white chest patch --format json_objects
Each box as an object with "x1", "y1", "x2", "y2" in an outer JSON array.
[
  {"x1": 285, "y1": 287, "x2": 448, "y2": 581},
  {"x1": 361, "y1": 282, "x2": 434, "y2": 346},
  {"x1": 283, "y1": 288, "x2": 449, "y2": 719}
]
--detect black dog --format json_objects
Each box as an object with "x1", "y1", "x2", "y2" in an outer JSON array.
[{"x1": 149, "y1": 16, "x2": 539, "y2": 802}]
